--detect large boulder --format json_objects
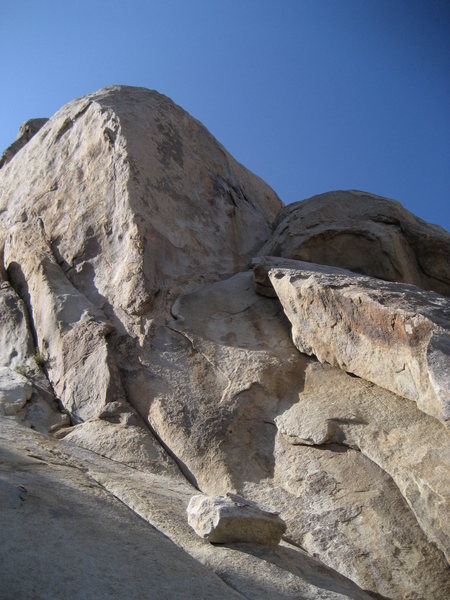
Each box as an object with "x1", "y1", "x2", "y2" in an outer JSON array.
[
  {"x1": 0, "y1": 86, "x2": 281, "y2": 324},
  {"x1": 0, "y1": 85, "x2": 281, "y2": 427},
  {"x1": 260, "y1": 190, "x2": 450, "y2": 296}
]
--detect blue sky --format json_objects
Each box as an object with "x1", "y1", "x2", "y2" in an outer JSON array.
[{"x1": 1, "y1": 0, "x2": 449, "y2": 230}]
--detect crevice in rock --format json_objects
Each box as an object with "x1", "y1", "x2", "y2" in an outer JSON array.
[
  {"x1": 135, "y1": 402, "x2": 201, "y2": 491},
  {"x1": 166, "y1": 323, "x2": 229, "y2": 381},
  {"x1": 54, "y1": 101, "x2": 92, "y2": 143},
  {"x1": 52, "y1": 448, "x2": 249, "y2": 600},
  {"x1": 111, "y1": 359, "x2": 202, "y2": 491},
  {"x1": 4, "y1": 259, "x2": 68, "y2": 423},
  {"x1": 284, "y1": 425, "x2": 449, "y2": 561}
]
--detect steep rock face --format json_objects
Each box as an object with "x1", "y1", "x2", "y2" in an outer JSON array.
[
  {"x1": 1, "y1": 87, "x2": 449, "y2": 600},
  {"x1": 275, "y1": 361, "x2": 450, "y2": 563},
  {"x1": 142, "y1": 270, "x2": 449, "y2": 598},
  {"x1": 260, "y1": 190, "x2": 450, "y2": 296},
  {"x1": 0, "y1": 276, "x2": 66, "y2": 432},
  {"x1": 0, "y1": 84, "x2": 281, "y2": 426},
  {"x1": 0, "y1": 86, "x2": 281, "y2": 325},
  {"x1": 256, "y1": 257, "x2": 450, "y2": 423},
  {"x1": 125, "y1": 270, "x2": 308, "y2": 492}
]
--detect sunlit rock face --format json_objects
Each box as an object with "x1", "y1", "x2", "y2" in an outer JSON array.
[{"x1": 0, "y1": 86, "x2": 449, "y2": 600}]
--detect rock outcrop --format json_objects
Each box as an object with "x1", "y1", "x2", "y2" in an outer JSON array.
[
  {"x1": 254, "y1": 256, "x2": 450, "y2": 423},
  {"x1": 0, "y1": 86, "x2": 449, "y2": 600},
  {"x1": 260, "y1": 190, "x2": 450, "y2": 296}
]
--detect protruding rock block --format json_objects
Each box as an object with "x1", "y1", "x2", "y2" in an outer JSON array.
[
  {"x1": 187, "y1": 493, "x2": 286, "y2": 545},
  {"x1": 0, "y1": 118, "x2": 48, "y2": 168},
  {"x1": 254, "y1": 257, "x2": 450, "y2": 423}
]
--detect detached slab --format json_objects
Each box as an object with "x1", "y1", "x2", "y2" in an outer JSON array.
[
  {"x1": 253, "y1": 257, "x2": 450, "y2": 423},
  {"x1": 187, "y1": 493, "x2": 286, "y2": 545}
]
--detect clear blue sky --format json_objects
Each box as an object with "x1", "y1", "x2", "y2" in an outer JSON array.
[{"x1": 1, "y1": 0, "x2": 449, "y2": 230}]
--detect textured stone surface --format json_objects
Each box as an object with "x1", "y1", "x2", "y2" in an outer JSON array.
[
  {"x1": 275, "y1": 361, "x2": 450, "y2": 563},
  {"x1": 127, "y1": 271, "x2": 308, "y2": 493},
  {"x1": 1, "y1": 87, "x2": 449, "y2": 599},
  {"x1": 253, "y1": 433, "x2": 450, "y2": 599},
  {"x1": 260, "y1": 190, "x2": 450, "y2": 296},
  {"x1": 0, "y1": 276, "x2": 68, "y2": 432},
  {"x1": 257, "y1": 256, "x2": 450, "y2": 423},
  {"x1": 0, "y1": 420, "x2": 244, "y2": 600},
  {"x1": 132, "y1": 270, "x2": 450, "y2": 598},
  {"x1": 187, "y1": 493, "x2": 286, "y2": 544},
  {"x1": 0, "y1": 281, "x2": 35, "y2": 370},
  {"x1": 0, "y1": 86, "x2": 280, "y2": 324},
  {"x1": 0, "y1": 418, "x2": 376, "y2": 600},
  {"x1": 62, "y1": 404, "x2": 183, "y2": 475},
  {"x1": 0, "y1": 367, "x2": 32, "y2": 415},
  {"x1": 4, "y1": 245, "x2": 126, "y2": 424}
]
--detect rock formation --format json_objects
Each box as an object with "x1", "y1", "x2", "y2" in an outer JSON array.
[
  {"x1": 260, "y1": 190, "x2": 450, "y2": 296},
  {"x1": 254, "y1": 257, "x2": 450, "y2": 423},
  {"x1": 187, "y1": 493, "x2": 286, "y2": 544},
  {"x1": 0, "y1": 86, "x2": 449, "y2": 600}
]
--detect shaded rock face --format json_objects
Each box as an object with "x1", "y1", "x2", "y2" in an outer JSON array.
[
  {"x1": 260, "y1": 190, "x2": 450, "y2": 296},
  {"x1": 0, "y1": 86, "x2": 449, "y2": 600}
]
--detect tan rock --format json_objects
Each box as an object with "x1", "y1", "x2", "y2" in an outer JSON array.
[
  {"x1": 275, "y1": 361, "x2": 450, "y2": 562},
  {"x1": 129, "y1": 270, "x2": 450, "y2": 598},
  {"x1": 126, "y1": 271, "x2": 308, "y2": 493},
  {"x1": 187, "y1": 493, "x2": 286, "y2": 544},
  {"x1": 0, "y1": 367, "x2": 32, "y2": 415},
  {"x1": 260, "y1": 190, "x2": 450, "y2": 296},
  {"x1": 0, "y1": 419, "x2": 244, "y2": 600},
  {"x1": 0, "y1": 282, "x2": 35, "y2": 370},
  {"x1": 0, "y1": 418, "x2": 376, "y2": 600},
  {"x1": 3, "y1": 242, "x2": 125, "y2": 423},
  {"x1": 256, "y1": 257, "x2": 450, "y2": 423},
  {"x1": 63, "y1": 402, "x2": 183, "y2": 476},
  {"x1": 251, "y1": 433, "x2": 450, "y2": 600},
  {"x1": 1, "y1": 87, "x2": 449, "y2": 599},
  {"x1": 0, "y1": 86, "x2": 281, "y2": 327},
  {"x1": 0, "y1": 280, "x2": 65, "y2": 431}
]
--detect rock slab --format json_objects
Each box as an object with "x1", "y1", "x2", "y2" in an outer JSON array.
[
  {"x1": 187, "y1": 493, "x2": 286, "y2": 545},
  {"x1": 256, "y1": 257, "x2": 450, "y2": 423}
]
